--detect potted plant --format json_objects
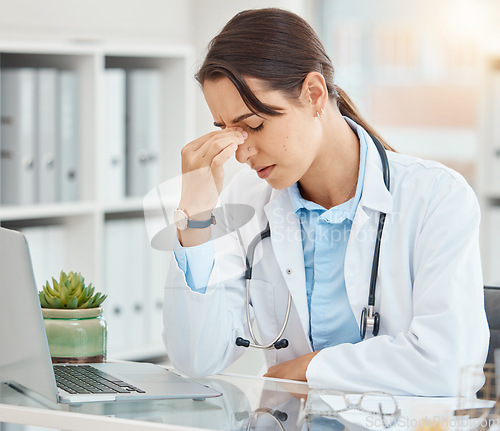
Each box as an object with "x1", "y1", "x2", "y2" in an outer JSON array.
[{"x1": 39, "y1": 270, "x2": 107, "y2": 364}]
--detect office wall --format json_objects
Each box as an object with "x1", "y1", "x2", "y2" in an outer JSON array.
[{"x1": 0, "y1": 0, "x2": 193, "y2": 44}]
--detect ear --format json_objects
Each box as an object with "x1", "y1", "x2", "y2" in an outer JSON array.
[{"x1": 300, "y1": 72, "x2": 328, "y2": 113}]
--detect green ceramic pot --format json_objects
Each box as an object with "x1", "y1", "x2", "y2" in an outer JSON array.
[{"x1": 42, "y1": 307, "x2": 107, "y2": 363}]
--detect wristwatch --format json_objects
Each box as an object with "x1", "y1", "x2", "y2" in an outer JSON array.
[{"x1": 173, "y1": 208, "x2": 216, "y2": 230}]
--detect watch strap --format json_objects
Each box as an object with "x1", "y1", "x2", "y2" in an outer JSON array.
[{"x1": 187, "y1": 214, "x2": 216, "y2": 229}]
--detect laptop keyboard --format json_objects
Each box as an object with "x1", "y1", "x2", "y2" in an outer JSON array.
[{"x1": 54, "y1": 365, "x2": 146, "y2": 395}]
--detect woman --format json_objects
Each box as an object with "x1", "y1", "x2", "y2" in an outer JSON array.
[{"x1": 163, "y1": 8, "x2": 488, "y2": 396}]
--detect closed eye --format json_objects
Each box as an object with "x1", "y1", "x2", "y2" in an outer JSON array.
[{"x1": 249, "y1": 123, "x2": 264, "y2": 132}]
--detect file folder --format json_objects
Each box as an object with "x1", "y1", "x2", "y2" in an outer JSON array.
[
  {"x1": 37, "y1": 68, "x2": 58, "y2": 204},
  {"x1": 1, "y1": 68, "x2": 37, "y2": 205},
  {"x1": 126, "y1": 69, "x2": 161, "y2": 198},
  {"x1": 58, "y1": 69, "x2": 79, "y2": 202},
  {"x1": 103, "y1": 68, "x2": 126, "y2": 201}
]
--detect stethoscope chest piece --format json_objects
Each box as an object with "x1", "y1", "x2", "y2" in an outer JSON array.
[{"x1": 360, "y1": 305, "x2": 380, "y2": 339}]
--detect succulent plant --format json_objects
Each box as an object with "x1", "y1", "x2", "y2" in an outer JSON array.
[{"x1": 38, "y1": 270, "x2": 107, "y2": 309}]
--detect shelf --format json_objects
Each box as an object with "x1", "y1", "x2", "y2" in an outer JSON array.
[
  {"x1": 0, "y1": 40, "x2": 193, "y2": 58},
  {"x1": 0, "y1": 41, "x2": 194, "y2": 359},
  {"x1": 0, "y1": 201, "x2": 97, "y2": 221},
  {"x1": 101, "y1": 198, "x2": 145, "y2": 214}
]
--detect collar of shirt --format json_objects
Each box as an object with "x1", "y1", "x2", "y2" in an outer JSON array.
[{"x1": 287, "y1": 116, "x2": 368, "y2": 224}]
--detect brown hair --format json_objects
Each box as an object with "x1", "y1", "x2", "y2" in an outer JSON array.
[{"x1": 196, "y1": 8, "x2": 395, "y2": 151}]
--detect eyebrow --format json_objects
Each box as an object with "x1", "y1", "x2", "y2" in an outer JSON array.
[{"x1": 213, "y1": 113, "x2": 255, "y2": 128}]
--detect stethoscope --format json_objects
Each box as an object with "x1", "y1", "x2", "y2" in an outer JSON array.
[
  {"x1": 235, "y1": 408, "x2": 288, "y2": 431},
  {"x1": 235, "y1": 133, "x2": 390, "y2": 350}
]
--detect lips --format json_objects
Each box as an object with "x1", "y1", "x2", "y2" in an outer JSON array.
[{"x1": 254, "y1": 165, "x2": 275, "y2": 180}]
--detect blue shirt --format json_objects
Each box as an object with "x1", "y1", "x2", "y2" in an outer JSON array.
[
  {"x1": 174, "y1": 117, "x2": 368, "y2": 350},
  {"x1": 287, "y1": 118, "x2": 367, "y2": 349},
  {"x1": 173, "y1": 237, "x2": 213, "y2": 295}
]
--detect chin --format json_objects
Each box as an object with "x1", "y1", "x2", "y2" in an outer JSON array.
[{"x1": 264, "y1": 177, "x2": 296, "y2": 191}]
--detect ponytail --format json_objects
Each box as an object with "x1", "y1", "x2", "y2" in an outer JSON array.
[{"x1": 335, "y1": 85, "x2": 396, "y2": 152}]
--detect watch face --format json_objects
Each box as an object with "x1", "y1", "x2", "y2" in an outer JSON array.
[{"x1": 174, "y1": 209, "x2": 188, "y2": 230}]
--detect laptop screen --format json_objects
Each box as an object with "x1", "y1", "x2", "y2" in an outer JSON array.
[{"x1": 0, "y1": 227, "x2": 59, "y2": 403}]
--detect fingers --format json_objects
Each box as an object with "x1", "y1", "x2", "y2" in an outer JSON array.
[
  {"x1": 185, "y1": 127, "x2": 243, "y2": 152},
  {"x1": 182, "y1": 128, "x2": 247, "y2": 173},
  {"x1": 185, "y1": 130, "x2": 221, "y2": 152},
  {"x1": 211, "y1": 141, "x2": 239, "y2": 170},
  {"x1": 200, "y1": 131, "x2": 247, "y2": 162}
]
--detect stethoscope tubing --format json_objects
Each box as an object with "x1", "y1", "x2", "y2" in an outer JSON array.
[
  {"x1": 244, "y1": 277, "x2": 292, "y2": 349},
  {"x1": 236, "y1": 408, "x2": 287, "y2": 431},
  {"x1": 367, "y1": 136, "x2": 391, "y2": 307},
  {"x1": 242, "y1": 223, "x2": 293, "y2": 349},
  {"x1": 244, "y1": 223, "x2": 271, "y2": 280}
]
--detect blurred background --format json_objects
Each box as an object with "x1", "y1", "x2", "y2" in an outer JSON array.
[
  {"x1": 321, "y1": 0, "x2": 499, "y2": 184},
  {"x1": 0, "y1": 0, "x2": 499, "y2": 368}
]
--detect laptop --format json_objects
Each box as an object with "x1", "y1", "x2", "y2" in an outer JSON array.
[{"x1": 0, "y1": 226, "x2": 222, "y2": 404}]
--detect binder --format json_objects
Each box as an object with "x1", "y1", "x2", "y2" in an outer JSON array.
[
  {"x1": 148, "y1": 247, "x2": 168, "y2": 347},
  {"x1": 124, "y1": 218, "x2": 149, "y2": 350},
  {"x1": 58, "y1": 70, "x2": 79, "y2": 202},
  {"x1": 103, "y1": 69, "x2": 126, "y2": 201},
  {"x1": 126, "y1": 69, "x2": 161, "y2": 198},
  {"x1": 37, "y1": 68, "x2": 58, "y2": 204},
  {"x1": 1, "y1": 68, "x2": 37, "y2": 205},
  {"x1": 104, "y1": 218, "x2": 149, "y2": 356},
  {"x1": 103, "y1": 219, "x2": 130, "y2": 355},
  {"x1": 45, "y1": 224, "x2": 67, "y2": 282}
]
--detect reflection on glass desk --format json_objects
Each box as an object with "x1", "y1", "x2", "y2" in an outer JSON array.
[
  {"x1": 2, "y1": 372, "x2": 485, "y2": 431},
  {"x1": 0, "y1": 372, "x2": 311, "y2": 431}
]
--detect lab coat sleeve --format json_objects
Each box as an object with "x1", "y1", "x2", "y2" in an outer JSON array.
[
  {"x1": 162, "y1": 186, "x2": 252, "y2": 377},
  {"x1": 306, "y1": 171, "x2": 489, "y2": 396}
]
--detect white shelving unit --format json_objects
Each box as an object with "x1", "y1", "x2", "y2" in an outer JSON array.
[
  {"x1": 0, "y1": 41, "x2": 195, "y2": 360},
  {"x1": 478, "y1": 54, "x2": 500, "y2": 287}
]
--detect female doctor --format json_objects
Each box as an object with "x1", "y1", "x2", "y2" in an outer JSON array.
[{"x1": 163, "y1": 8, "x2": 489, "y2": 396}]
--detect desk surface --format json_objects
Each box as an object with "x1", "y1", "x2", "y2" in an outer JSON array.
[
  {"x1": 1, "y1": 371, "x2": 493, "y2": 431},
  {"x1": 0, "y1": 371, "x2": 311, "y2": 431}
]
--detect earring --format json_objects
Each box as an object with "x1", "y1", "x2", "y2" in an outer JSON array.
[{"x1": 315, "y1": 108, "x2": 325, "y2": 119}]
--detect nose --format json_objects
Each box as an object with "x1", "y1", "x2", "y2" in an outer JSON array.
[{"x1": 235, "y1": 143, "x2": 254, "y2": 164}]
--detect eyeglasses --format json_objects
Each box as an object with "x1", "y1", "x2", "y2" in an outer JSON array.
[{"x1": 297, "y1": 390, "x2": 401, "y2": 429}]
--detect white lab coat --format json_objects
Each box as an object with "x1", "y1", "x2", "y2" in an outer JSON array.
[{"x1": 162, "y1": 134, "x2": 489, "y2": 396}]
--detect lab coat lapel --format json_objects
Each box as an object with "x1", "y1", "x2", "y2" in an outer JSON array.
[
  {"x1": 345, "y1": 134, "x2": 394, "y2": 326},
  {"x1": 264, "y1": 190, "x2": 310, "y2": 337},
  {"x1": 344, "y1": 206, "x2": 375, "y2": 324}
]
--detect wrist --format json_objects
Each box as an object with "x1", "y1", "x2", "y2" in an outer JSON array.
[
  {"x1": 174, "y1": 207, "x2": 215, "y2": 231},
  {"x1": 177, "y1": 202, "x2": 214, "y2": 221},
  {"x1": 185, "y1": 209, "x2": 213, "y2": 221}
]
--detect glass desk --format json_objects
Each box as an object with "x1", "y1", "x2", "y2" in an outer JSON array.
[
  {"x1": 2, "y1": 370, "x2": 490, "y2": 431},
  {"x1": 0, "y1": 371, "x2": 311, "y2": 431}
]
